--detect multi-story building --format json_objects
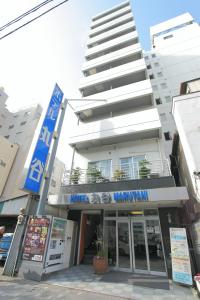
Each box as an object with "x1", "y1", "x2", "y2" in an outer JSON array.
[
  {"x1": 0, "y1": 87, "x2": 65, "y2": 231},
  {"x1": 145, "y1": 13, "x2": 200, "y2": 158},
  {"x1": 50, "y1": 1, "x2": 190, "y2": 278},
  {"x1": 171, "y1": 78, "x2": 200, "y2": 270}
]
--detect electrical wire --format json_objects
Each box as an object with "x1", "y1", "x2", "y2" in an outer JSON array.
[
  {"x1": 0, "y1": 0, "x2": 69, "y2": 41},
  {"x1": 0, "y1": 0, "x2": 54, "y2": 32}
]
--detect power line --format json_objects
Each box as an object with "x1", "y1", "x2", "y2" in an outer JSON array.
[
  {"x1": 0, "y1": 0, "x2": 54, "y2": 32},
  {"x1": 0, "y1": 0, "x2": 69, "y2": 41}
]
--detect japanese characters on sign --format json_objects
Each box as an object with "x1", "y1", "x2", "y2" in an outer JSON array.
[
  {"x1": 22, "y1": 217, "x2": 50, "y2": 262},
  {"x1": 170, "y1": 227, "x2": 193, "y2": 285},
  {"x1": 23, "y1": 84, "x2": 64, "y2": 193}
]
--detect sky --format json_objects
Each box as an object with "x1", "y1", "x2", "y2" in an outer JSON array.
[{"x1": 0, "y1": 0, "x2": 200, "y2": 166}]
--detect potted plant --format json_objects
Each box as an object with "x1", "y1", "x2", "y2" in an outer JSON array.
[
  {"x1": 139, "y1": 159, "x2": 151, "y2": 179},
  {"x1": 87, "y1": 166, "x2": 102, "y2": 183},
  {"x1": 70, "y1": 167, "x2": 82, "y2": 184},
  {"x1": 93, "y1": 226, "x2": 108, "y2": 274},
  {"x1": 113, "y1": 169, "x2": 126, "y2": 181}
]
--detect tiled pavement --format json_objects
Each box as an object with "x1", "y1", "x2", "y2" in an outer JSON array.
[{"x1": 44, "y1": 265, "x2": 197, "y2": 300}]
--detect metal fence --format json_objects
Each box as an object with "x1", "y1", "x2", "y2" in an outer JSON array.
[{"x1": 62, "y1": 159, "x2": 171, "y2": 185}]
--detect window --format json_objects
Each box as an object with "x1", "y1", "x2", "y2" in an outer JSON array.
[
  {"x1": 161, "y1": 83, "x2": 167, "y2": 89},
  {"x1": 4, "y1": 135, "x2": 9, "y2": 139},
  {"x1": 154, "y1": 62, "x2": 159, "y2": 67},
  {"x1": 165, "y1": 96, "x2": 171, "y2": 103},
  {"x1": 160, "y1": 113, "x2": 167, "y2": 121},
  {"x1": 164, "y1": 132, "x2": 172, "y2": 141},
  {"x1": 155, "y1": 98, "x2": 162, "y2": 105},
  {"x1": 144, "y1": 56, "x2": 149, "y2": 60},
  {"x1": 147, "y1": 64, "x2": 151, "y2": 69},
  {"x1": 164, "y1": 34, "x2": 173, "y2": 40},
  {"x1": 0, "y1": 125, "x2": 2, "y2": 128},
  {"x1": 24, "y1": 111, "x2": 31, "y2": 116},
  {"x1": 88, "y1": 159, "x2": 111, "y2": 180},
  {"x1": 16, "y1": 132, "x2": 22, "y2": 135},
  {"x1": 152, "y1": 54, "x2": 156, "y2": 58},
  {"x1": 120, "y1": 156, "x2": 146, "y2": 180},
  {"x1": 152, "y1": 85, "x2": 158, "y2": 91},
  {"x1": 149, "y1": 74, "x2": 154, "y2": 79},
  {"x1": 157, "y1": 72, "x2": 163, "y2": 77},
  {"x1": 13, "y1": 115, "x2": 18, "y2": 118},
  {"x1": 20, "y1": 121, "x2": 27, "y2": 126},
  {"x1": 9, "y1": 125, "x2": 14, "y2": 129}
]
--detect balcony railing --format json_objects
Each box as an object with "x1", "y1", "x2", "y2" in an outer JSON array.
[{"x1": 62, "y1": 159, "x2": 171, "y2": 185}]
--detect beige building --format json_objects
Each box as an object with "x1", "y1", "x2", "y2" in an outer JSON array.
[{"x1": 0, "y1": 136, "x2": 19, "y2": 197}]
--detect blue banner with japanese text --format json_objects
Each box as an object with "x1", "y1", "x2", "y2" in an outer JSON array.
[{"x1": 23, "y1": 83, "x2": 64, "y2": 193}]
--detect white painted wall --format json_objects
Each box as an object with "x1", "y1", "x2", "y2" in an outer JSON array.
[
  {"x1": 145, "y1": 13, "x2": 200, "y2": 158},
  {"x1": 172, "y1": 91, "x2": 200, "y2": 202}
]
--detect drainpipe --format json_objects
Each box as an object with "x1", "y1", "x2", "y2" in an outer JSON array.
[
  {"x1": 69, "y1": 114, "x2": 80, "y2": 184},
  {"x1": 157, "y1": 138, "x2": 164, "y2": 175}
]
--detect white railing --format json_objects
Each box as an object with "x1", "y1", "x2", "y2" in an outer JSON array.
[{"x1": 62, "y1": 159, "x2": 171, "y2": 185}]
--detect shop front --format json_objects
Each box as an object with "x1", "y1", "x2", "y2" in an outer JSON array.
[{"x1": 49, "y1": 186, "x2": 189, "y2": 278}]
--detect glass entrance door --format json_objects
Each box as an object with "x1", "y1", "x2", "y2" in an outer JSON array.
[
  {"x1": 115, "y1": 217, "x2": 166, "y2": 275},
  {"x1": 117, "y1": 221, "x2": 131, "y2": 270},
  {"x1": 131, "y1": 221, "x2": 149, "y2": 272}
]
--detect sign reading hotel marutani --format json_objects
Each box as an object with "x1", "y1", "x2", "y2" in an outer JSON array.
[{"x1": 68, "y1": 190, "x2": 148, "y2": 204}]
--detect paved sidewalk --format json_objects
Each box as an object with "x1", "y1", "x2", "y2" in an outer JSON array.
[
  {"x1": 44, "y1": 265, "x2": 197, "y2": 300},
  {"x1": 0, "y1": 265, "x2": 198, "y2": 300}
]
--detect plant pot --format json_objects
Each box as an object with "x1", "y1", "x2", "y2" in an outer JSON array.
[{"x1": 93, "y1": 256, "x2": 108, "y2": 274}]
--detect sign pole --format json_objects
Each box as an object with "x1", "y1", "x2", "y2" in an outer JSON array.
[{"x1": 36, "y1": 99, "x2": 68, "y2": 215}]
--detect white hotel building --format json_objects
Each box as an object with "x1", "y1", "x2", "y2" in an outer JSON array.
[{"x1": 51, "y1": 1, "x2": 191, "y2": 277}]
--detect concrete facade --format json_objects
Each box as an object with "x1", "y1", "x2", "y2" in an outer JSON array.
[{"x1": 144, "y1": 13, "x2": 200, "y2": 158}]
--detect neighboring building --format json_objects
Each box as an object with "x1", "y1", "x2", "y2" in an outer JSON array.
[
  {"x1": 0, "y1": 88, "x2": 65, "y2": 231},
  {"x1": 144, "y1": 13, "x2": 200, "y2": 158},
  {"x1": 172, "y1": 78, "x2": 200, "y2": 270},
  {"x1": 49, "y1": 1, "x2": 190, "y2": 278},
  {"x1": 0, "y1": 136, "x2": 19, "y2": 197}
]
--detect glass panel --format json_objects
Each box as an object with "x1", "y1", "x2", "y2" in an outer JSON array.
[
  {"x1": 88, "y1": 160, "x2": 111, "y2": 180},
  {"x1": 104, "y1": 220, "x2": 116, "y2": 267},
  {"x1": 120, "y1": 156, "x2": 145, "y2": 180},
  {"x1": 132, "y1": 156, "x2": 145, "y2": 179},
  {"x1": 132, "y1": 222, "x2": 148, "y2": 270},
  {"x1": 104, "y1": 210, "x2": 116, "y2": 217},
  {"x1": 118, "y1": 222, "x2": 130, "y2": 268},
  {"x1": 144, "y1": 209, "x2": 158, "y2": 216},
  {"x1": 146, "y1": 220, "x2": 166, "y2": 272},
  {"x1": 120, "y1": 157, "x2": 132, "y2": 180}
]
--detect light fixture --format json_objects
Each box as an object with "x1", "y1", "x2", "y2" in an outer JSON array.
[
  {"x1": 167, "y1": 213, "x2": 172, "y2": 224},
  {"x1": 129, "y1": 211, "x2": 143, "y2": 215}
]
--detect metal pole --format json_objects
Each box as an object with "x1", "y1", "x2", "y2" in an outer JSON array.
[{"x1": 36, "y1": 99, "x2": 68, "y2": 215}]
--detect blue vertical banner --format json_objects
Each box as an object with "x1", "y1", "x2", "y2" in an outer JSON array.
[{"x1": 23, "y1": 83, "x2": 64, "y2": 193}]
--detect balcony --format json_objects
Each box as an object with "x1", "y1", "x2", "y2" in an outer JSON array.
[
  {"x1": 82, "y1": 44, "x2": 142, "y2": 72},
  {"x1": 62, "y1": 159, "x2": 171, "y2": 186},
  {"x1": 85, "y1": 32, "x2": 138, "y2": 59},
  {"x1": 91, "y1": 5, "x2": 131, "y2": 29},
  {"x1": 69, "y1": 108, "x2": 161, "y2": 149},
  {"x1": 90, "y1": 12, "x2": 133, "y2": 38},
  {"x1": 80, "y1": 58, "x2": 146, "y2": 91},
  {"x1": 88, "y1": 21, "x2": 135, "y2": 48},
  {"x1": 75, "y1": 80, "x2": 153, "y2": 121}
]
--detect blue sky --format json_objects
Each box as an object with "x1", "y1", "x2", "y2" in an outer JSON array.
[
  {"x1": 76, "y1": 0, "x2": 200, "y2": 50},
  {"x1": 0, "y1": 0, "x2": 199, "y2": 164}
]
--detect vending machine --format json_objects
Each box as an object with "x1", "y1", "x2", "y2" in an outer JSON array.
[{"x1": 45, "y1": 217, "x2": 77, "y2": 273}]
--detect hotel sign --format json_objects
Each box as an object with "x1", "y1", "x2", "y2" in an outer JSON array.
[{"x1": 69, "y1": 190, "x2": 148, "y2": 204}]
